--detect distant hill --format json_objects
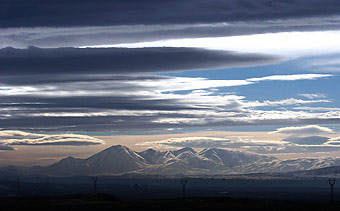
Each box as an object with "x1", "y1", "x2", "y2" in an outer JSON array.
[{"x1": 1, "y1": 145, "x2": 340, "y2": 177}]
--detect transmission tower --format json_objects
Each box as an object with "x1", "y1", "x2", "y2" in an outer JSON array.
[
  {"x1": 328, "y1": 178, "x2": 336, "y2": 204},
  {"x1": 181, "y1": 179, "x2": 187, "y2": 198},
  {"x1": 92, "y1": 177, "x2": 99, "y2": 194}
]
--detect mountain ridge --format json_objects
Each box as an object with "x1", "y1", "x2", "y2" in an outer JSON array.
[{"x1": 1, "y1": 145, "x2": 340, "y2": 177}]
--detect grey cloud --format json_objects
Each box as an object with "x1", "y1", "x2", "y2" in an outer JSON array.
[
  {"x1": 0, "y1": 47, "x2": 277, "y2": 76},
  {"x1": 250, "y1": 144, "x2": 340, "y2": 154},
  {"x1": 138, "y1": 135, "x2": 340, "y2": 154},
  {"x1": 282, "y1": 136, "x2": 330, "y2": 145},
  {"x1": 138, "y1": 137, "x2": 279, "y2": 149},
  {"x1": 3, "y1": 18, "x2": 340, "y2": 49},
  {"x1": 1, "y1": 73, "x2": 339, "y2": 132},
  {"x1": 0, "y1": 95, "x2": 201, "y2": 111},
  {"x1": 1, "y1": 113, "x2": 340, "y2": 132},
  {"x1": 0, "y1": 144, "x2": 14, "y2": 151},
  {"x1": 0, "y1": 74, "x2": 169, "y2": 86},
  {"x1": 2, "y1": 0, "x2": 340, "y2": 28},
  {"x1": 138, "y1": 137, "x2": 232, "y2": 149}
]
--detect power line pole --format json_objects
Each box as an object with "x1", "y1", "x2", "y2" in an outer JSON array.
[
  {"x1": 92, "y1": 177, "x2": 99, "y2": 194},
  {"x1": 143, "y1": 184, "x2": 148, "y2": 193},
  {"x1": 16, "y1": 178, "x2": 20, "y2": 195},
  {"x1": 328, "y1": 178, "x2": 336, "y2": 204},
  {"x1": 181, "y1": 179, "x2": 187, "y2": 198}
]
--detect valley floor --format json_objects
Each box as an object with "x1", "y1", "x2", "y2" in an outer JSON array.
[{"x1": 1, "y1": 194, "x2": 340, "y2": 211}]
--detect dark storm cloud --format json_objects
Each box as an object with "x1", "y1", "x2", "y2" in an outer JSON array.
[
  {"x1": 2, "y1": 0, "x2": 340, "y2": 28},
  {"x1": 0, "y1": 47, "x2": 277, "y2": 75}
]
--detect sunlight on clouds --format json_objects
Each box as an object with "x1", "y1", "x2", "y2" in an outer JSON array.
[
  {"x1": 0, "y1": 74, "x2": 331, "y2": 97},
  {"x1": 0, "y1": 73, "x2": 336, "y2": 130},
  {"x1": 89, "y1": 31, "x2": 340, "y2": 58},
  {"x1": 0, "y1": 130, "x2": 105, "y2": 146},
  {"x1": 272, "y1": 125, "x2": 333, "y2": 134}
]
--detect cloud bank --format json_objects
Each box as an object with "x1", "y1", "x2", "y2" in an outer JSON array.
[
  {"x1": 2, "y1": 0, "x2": 340, "y2": 28},
  {"x1": 0, "y1": 73, "x2": 335, "y2": 131},
  {"x1": 272, "y1": 125, "x2": 333, "y2": 134},
  {"x1": 136, "y1": 125, "x2": 340, "y2": 154},
  {"x1": 0, "y1": 130, "x2": 104, "y2": 146},
  {"x1": 0, "y1": 47, "x2": 277, "y2": 75}
]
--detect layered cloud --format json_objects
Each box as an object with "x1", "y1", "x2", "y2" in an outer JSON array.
[
  {"x1": 0, "y1": 144, "x2": 14, "y2": 151},
  {"x1": 272, "y1": 125, "x2": 333, "y2": 135},
  {"x1": 2, "y1": 0, "x2": 340, "y2": 28},
  {"x1": 2, "y1": 0, "x2": 340, "y2": 50},
  {"x1": 0, "y1": 47, "x2": 277, "y2": 76},
  {"x1": 108, "y1": 31, "x2": 340, "y2": 58},
  {"x1": 282, "y1": 136, "x2": 330, "y2": 145},
  {"x1": 136, "y1": 125, "x2": 340, "y2": 154},
  {"x1": 2, "y1": 0, "x2": 340, "y2": 30},
  {"x1": 0, "y1": 130, "x2": 104, "y2": 146},
  {"x1": 3, "y1": 18, "x2": 340, "y2": 49},
  {"x1": 137, "y1": 137, "x2": 231, "y2": 149},
  {"x1": 249, "y1": 144, "x2": 340, "y2": 154},
  {"x1": 0, "y1": 73, "x2": 336, "y2": 131},
  {"x1": 253, "y1": 125, "x2": 340, "y2": 154},
  {"x1": 137, "y1": 136, "x2": 280, "y2": 150},
  {"x1": 136, "y1": 134, "x2": 340, "y2": 154},
  {"x1": 1, "y1": 0, "x2": 340, "y2": 160}
]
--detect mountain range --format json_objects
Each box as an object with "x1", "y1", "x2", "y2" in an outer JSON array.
[{"x1": 1, "y1": 145, "x2": 340, "y2": 177}]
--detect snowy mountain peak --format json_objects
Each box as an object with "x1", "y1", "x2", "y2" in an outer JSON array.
[
  {"x1": 2, "y1": 145, "x2": 340, "y2": 177},
  {"x1": 104, "y1": 144, "x2": 129, "y2": 152},
  {"x1": 176, "y1": 150, "x2": 195, "y2": 160},
  {"x1": 84, "y1": 145, "x2": 148, "y2": 174},
  {"x1": 172, "y1": 147, "x2": 196, "y2": 156}
]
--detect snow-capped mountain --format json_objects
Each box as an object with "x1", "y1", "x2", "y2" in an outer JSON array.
[
  {"x1": 198, "y1": 148, "x2": 274, "y2": 168},
  {"x1": 2, "y1": 145, "x2": 340, "y2": 177},
  {"x1": 85, "y1": 145, "x2": 147, "y2": 174},
  {"x1": 137, "y1": 148, "x2": 175, "y2": 165}
]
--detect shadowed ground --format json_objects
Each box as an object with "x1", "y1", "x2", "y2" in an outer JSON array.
[{"x1": 1, "y1": 194, "x2": 340, "y2": 211}]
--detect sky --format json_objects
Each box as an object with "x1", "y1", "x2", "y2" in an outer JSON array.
[{"x1": 1, "y1": 0, "x2": 340, "y2": 166}]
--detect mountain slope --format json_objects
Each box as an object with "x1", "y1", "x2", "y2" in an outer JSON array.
[
  {"x1": 198, "y1": 148, "x2": 275, "y2": 168},
  {"x1": 1, "y1": 145, "x2": 340, "y2": 177},
  {"x1": 85, "y1": 145, "x2": 148, "y2": 174},
  {"x1": 137, "y1": 149, "x2": 175, "y2": 165}
]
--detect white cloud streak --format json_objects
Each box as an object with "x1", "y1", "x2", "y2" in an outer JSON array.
[
  {"x1": 85, "y1": 31, "x2": 340, "y2": 58},
  {"x1": 0, "y1": 73, "x2": 337, "y2": 131},
  {"x1": 299, "y1": 93, "x2": 326, "y2": 99},
  {"x1": 272, "y1": 125, "x2": 333, "y2": 135},
  {"x1": 0, "y1": 130, "x2": 104, "y2": 146}
]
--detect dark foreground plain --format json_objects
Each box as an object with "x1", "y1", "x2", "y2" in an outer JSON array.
[
  {"x1": 1, "y1": 177, "x2": 340, "y2": 210},
  {"x1": 1, "y1": 194, "x2": 340, "y2": 211}
]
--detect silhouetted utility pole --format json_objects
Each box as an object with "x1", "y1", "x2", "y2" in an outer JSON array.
[
  {"x1": 92, "y1": 177, "x2": 99, "y2": 194},
  {"x1": 16, "y1": 178, "x2": 20, "y2": 195},
  {"x1": 328, "y1": 178, "x2": 336, "y2": 204},
  {"x1": 143, "y1": 184, "x2": 148, "y2": 193},
  {"x1": 132, "y1": 183, "x2": 138, "y2": 192},
  {"x1": 181, "y1": 179, "x2": 187, "y2": 198}
]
